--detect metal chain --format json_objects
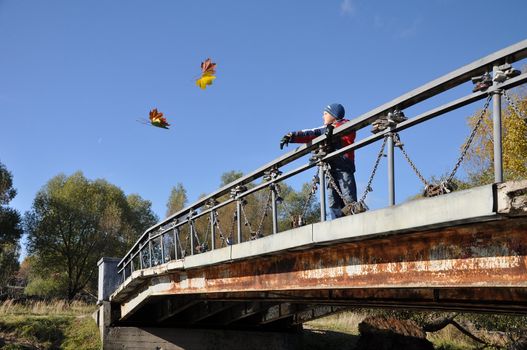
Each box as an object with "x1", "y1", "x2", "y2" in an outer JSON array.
[
  {"x1": 195, "y1": 214, "x2": 212, "y2": 253},
  {"x1": 447, "y1": 94, "x2": 492, "y2": 181},
  {"x1": 274, "y1": 183, "x2": 293, "y2": 216},
  {"x1": 299, "y1": 175, "x2": 319, "y2": 219},
  {"x1": 239, "y1": 191, "x2": 273, "y2": 239},
  {"x1": 254, "y1": 190, "x2": 273, "y2": 237},
  {"x1": 180, "y1": 227, "x2": 190, "y2": 258},
  {"x1": 274, "y1": 173, "x2": 319, "y2": 224},
  {"x1": 188, "y1": 218, "x2": 202, "y2": 246},
  {"x1": 273, "y1": 183, "x2": 295, "y2": 218},
  {"x1": 392, "y1": 95, "x2": 491, "y2": 194},
  {"x1": 324, "y1": 163, "x2": 351, "y2": 206},
  {"x1": 324, "y1": 165, "x2": 369, "y2": 215},
  {"x1": 503, "y1": 90, "x2": 527, "y2": 120},
  {"x1": 213, "y1": 210, "x2": 236, "y2": 247},
  {"x1": 359, "y1": 135, "x2": 389, "y2": 203},
  {"x1": 394, "y1": 133, "x2": 430, "y2": 187},
  {"x1": 175, "y1": 227, "x2": 185, "y2": 258}
]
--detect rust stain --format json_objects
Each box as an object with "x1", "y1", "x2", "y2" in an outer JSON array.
[{"x1": 161, "y1": 219, "x2": 527, "y2": 294}]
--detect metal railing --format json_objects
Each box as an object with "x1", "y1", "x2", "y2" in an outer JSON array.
[{"x1": 116, "y1": 39, "x2": 527, "y2": 283}]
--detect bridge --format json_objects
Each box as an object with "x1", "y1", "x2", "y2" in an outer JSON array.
[{"x1": 96, "y1": 40, "x2": 527, "y2": 349}]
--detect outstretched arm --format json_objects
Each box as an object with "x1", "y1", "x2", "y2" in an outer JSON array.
[{"x1": 289, "y1": 125, "x2": 327, "y2": 143}]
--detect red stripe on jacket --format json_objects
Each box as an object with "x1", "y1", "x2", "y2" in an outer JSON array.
[{"x1": 289, "y1": 119, "x2": 356, "y2": 161}]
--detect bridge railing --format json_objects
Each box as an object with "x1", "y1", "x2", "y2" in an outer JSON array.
[{"x1": 116, "y1": 39, "x2": 527, "y2": 283}]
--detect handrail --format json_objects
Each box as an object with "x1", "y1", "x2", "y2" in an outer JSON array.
[{"x1": 117, "y1": 39, "x2": 527, "y2": 271}]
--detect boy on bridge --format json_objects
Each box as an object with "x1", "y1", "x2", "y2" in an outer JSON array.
[{"x1": 280, "y1": 103, "x2": 357, "y2": 219}]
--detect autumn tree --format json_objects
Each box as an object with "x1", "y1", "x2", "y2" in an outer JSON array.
[
  {"x1": 166, "y1": 183, "x2": 188, "y2": 217},
  {"x1": 463, "y1": 90, "x2": 527, "y2": 185},
  {"x1": 25, "y1": 171, "x2": 158, "y2": 299},
  {"x1": 0, "y1": 161, "x2": 22, "y2": 289}
]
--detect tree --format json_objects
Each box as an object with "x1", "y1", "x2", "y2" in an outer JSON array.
[
  {"x1": 126, "y1": 194, "x2": 159, "y2": 245},
  {"x1": 0, "y1": 161, "x2": 22, "y2": 289},
  {"x1": 25, "y1": 171, "x2": 158, "y2": 300},
  {"x1": 166, "y1": 183, "x2": 188, "y2": 217},
  {"x1": 220, "y1": 170, "x2": 244, "y2": 187},
  {"x1": 463, "y1": 90, "x2": 527, "y2": 185}
]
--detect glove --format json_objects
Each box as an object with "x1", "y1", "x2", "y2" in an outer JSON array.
[
  {"x1": 280, "y1": 133, "x2": 292, "y2": 150},
  {"x1": 325, "y1": 124, "x2": 334, "y2": 138}
]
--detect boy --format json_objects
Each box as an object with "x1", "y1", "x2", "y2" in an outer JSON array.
[{"x1": 280, "y1": 103, "x2": 357, "y2": 219}]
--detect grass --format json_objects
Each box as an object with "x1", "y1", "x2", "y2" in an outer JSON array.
[
  {"x1": 0, "y1": 299, "x2": 100, "y2": 350},
  {"x1": 302, "y1": 311, "x2": 365, "y2": 350},
  {"x1": 426, "y1": 324, "x2": 482, "y2": 350},
  {"x1": 304, "y1": 310, "x2": 494, "y2": 350}
]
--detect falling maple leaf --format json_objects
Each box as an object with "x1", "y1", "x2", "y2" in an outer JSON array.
[
  {"x1": 137, "y1": 108, "x2": 170, "y2": 129},
  {"x1": 196, "y1": 58, "x2": 217, "y2": 90},
  {"x1": 201, "y1": 58, "x2": 216, "y2": 75},
  {"x1": 196, "y1": 75, "x2": 216, "y2": 89}
]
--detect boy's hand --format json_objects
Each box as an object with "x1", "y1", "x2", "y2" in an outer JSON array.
[
  {"x1": 325, "y1": 124, "x2": 334, "y2": 138},
  {"x1": 280, "y1": 133, "x2": 292, "y2": 149}
]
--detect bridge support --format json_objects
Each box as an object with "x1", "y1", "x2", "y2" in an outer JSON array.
[{"x1": 96, "y1": 300, "x2": 301, "y2": 350}]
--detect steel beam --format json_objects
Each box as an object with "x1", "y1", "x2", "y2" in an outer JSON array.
[
  {"x1": 152, "y1": 296, "x2": 201, "y2": 324},
  {"x1": 210, "y1": 302, "x2": 270, "y2": 326}
]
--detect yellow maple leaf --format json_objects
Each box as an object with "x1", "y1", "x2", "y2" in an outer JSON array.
[{"x1": 196, "y1": 74, "x2": 216, "y2": 90}]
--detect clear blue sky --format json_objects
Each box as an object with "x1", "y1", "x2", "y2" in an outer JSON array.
[{"x1": 1, "y1": 1, "x2": 527, "y2": 256}]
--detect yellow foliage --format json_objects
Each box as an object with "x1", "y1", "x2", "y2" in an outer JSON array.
[
  {"x1": 196, "y1": 74, "x2": 216, "y2": 90},
  {"x1": 464, "y1": 91, "x2": 527, "y2": 181}
]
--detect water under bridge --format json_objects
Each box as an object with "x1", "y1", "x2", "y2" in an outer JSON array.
[{"x1": 96, "y1": 40, "x2": 527, "y2": 349}]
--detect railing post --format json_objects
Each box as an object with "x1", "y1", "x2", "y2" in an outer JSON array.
[
  {"x1": 173, "y1": 227, "x2": 178, "y2": 260},
  {"x1": 139, "y1": 247, "x2": 143, "y2": 270},
  {"x1": 189, "y1": 212, "x2": 195, "y2": 256},
  {"x1": 271, "y1": 185, "x2": 278, "y2": 234},
  {"x1": 210, "y1": 211, "x2": 216, "y2": 250},
  {"x1": 236, "y1": 199, "x2": 242, "y2": 243},
  {"x1": 148, "y1": 240, "x2": 153, "y2": 267},
  {"x1": 387, "y1": 131, "x2": 395, "y2": 206},
  {"x1": 492, "y1": 65, "x2": 503, "y2": 183},
  {"x1": 319, "y1": 164, "x2": 326, "y2": 221},
  {"x1": 160, "y1": 233, "x2": 165, "y2": 264}
]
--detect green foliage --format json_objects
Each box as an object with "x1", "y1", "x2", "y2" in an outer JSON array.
[
  {"x1": 166, "y1": 183, "x2": 188, "y2": 217},
  {"x1": 61, "y1": 316, "x2": 101, "y2": 350},
  {"x1": 220, "y1": 170, "x2": 244, "y2": 187},
  {"x1": 277, "y1": 182, "x2": 320, "y2": 231},
  {"x1": 24, "y1": 171, "x2": 158, "y2": 299},
  {"x1": 0, "y1": 311, "x2": 100, "y2": 350},
  {"x1": 0, "y1": 316, "x2": 68, "y2": 349},
  {"x1": 0, "y1": 161, "x2": 22, "y2": 288},
  {"x1": 24, "y1": 275, "x2": 66, "y2": 298}
]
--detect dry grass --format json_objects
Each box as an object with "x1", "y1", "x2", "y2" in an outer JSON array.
[
  {"x1": 0, "y1": 299, "x2": 96, "y2": 317},
  {"x1": 0, "y1": 299, "x2": 100, "y2": 350},
  {"x1": 427, "y1": 324, "x2": 482, "y2": 350},
  {"x1": 305, "y1": 310, "x2": 368, "y2": 334}
]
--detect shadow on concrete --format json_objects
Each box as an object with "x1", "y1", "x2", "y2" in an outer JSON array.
[{"x1": 300, "y1": 329, "x2": 360, "y2": 350}]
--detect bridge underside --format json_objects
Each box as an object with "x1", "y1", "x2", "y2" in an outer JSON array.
[{"x1": 109, "y1": 182, "x2": 527, "y2": 330}]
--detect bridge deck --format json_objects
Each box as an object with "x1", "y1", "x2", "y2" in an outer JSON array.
[{"x1": 108, "y1": 181, "x2": 527, "y2": 327}]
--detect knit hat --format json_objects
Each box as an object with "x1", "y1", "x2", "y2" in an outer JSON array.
[{"x1": 324, "y1": 103, "x2": 345, "y2": 120}]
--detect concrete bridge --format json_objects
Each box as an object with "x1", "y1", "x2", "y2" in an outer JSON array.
[{"x1": 96, "y1": 40, "x2": 527, "y2": 349}]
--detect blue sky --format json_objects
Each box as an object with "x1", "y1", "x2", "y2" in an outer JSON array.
[{"x1": 1, "y1": 0, "x2": 527, "y2": 256}]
